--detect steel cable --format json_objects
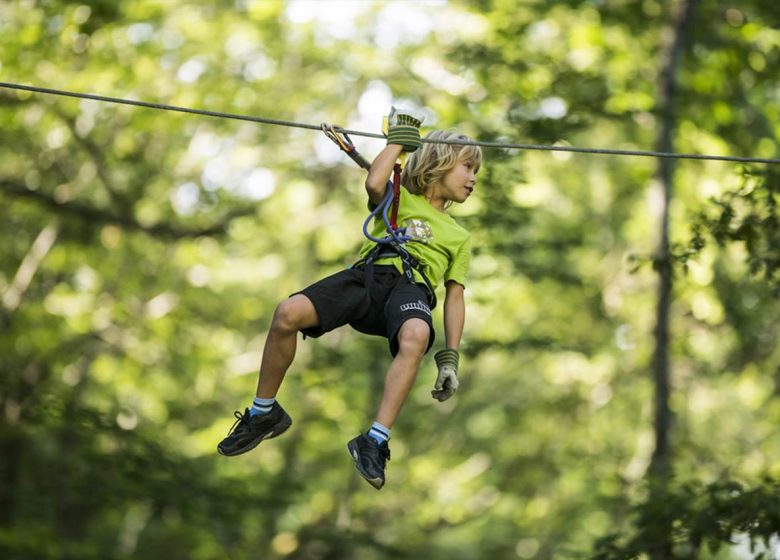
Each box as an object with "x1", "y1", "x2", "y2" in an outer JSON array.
[{"x1": 2, "y1": 81, "x2": 778, "y2": 165}]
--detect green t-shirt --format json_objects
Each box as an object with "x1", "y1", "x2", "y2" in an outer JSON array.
[{"x1": 358, "y1": 188, "x2": 471, "y2": 290}]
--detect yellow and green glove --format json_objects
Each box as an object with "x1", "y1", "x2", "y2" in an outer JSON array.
[
  {"x1": 386, "y1": 106, "x2": 425, "y2": 153},
  {"x1": 432, "y1": 348, "x2": 460, "y2": 402}
]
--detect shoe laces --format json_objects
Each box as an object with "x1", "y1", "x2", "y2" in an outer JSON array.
[
  {"x1": 226, "y1": 410, "x2": 250, "y2": 436},
  {"x1": 375, "y1": 440, "x2": 391, "y2": 463}
]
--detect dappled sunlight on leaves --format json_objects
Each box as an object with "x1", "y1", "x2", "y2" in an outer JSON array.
[{"x1": 1, "y1": 0, "x2": 779, "y2": 558}]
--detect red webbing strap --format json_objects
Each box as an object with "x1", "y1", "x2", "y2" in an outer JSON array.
[{"x1": 390, "y1": 162, "x2": 401, "y2": 231}]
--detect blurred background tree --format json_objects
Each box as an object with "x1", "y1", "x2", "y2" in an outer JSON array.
[{"x1": 1, "y1": 1, "x2": 778, "y2": 559}]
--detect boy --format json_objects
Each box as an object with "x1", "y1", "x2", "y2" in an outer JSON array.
[{"x1": 218, "y1": 111, "x2": 481, "y2": 490}]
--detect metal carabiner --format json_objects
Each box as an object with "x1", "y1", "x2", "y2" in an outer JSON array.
[{"x1": 321, "y1": 123, "x2": 371, "y2": 170}]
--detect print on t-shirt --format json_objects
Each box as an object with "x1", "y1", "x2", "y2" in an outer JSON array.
[{"x1": 404, "y1": 219, "x2": 433, "y2": 244}]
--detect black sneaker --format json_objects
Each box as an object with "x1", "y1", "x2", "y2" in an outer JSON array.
[
  {"x1": 217, "y1": 402, "x2": 292, "y2": 456},
  {"x1": 347, "y1": 433, "x2": 391, "y2": 490}
]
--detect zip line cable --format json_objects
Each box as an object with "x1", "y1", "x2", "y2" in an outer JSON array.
[{"x1": 2, "y1": 81, "x2": 779, "y2": 165}]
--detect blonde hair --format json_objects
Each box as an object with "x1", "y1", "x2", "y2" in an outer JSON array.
[{"x1": 401, "y1": 130, "x2": 482, "y2": 196}]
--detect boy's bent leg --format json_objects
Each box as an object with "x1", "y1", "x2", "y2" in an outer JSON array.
[
  {"x1": 217, "y1": 295, "x2": 319, "y2": 457},
  {"x1": 375, "y1": 318, "x2": 430, "y2": 427},
  {"x1": 255, "y1": 294, "x2": 320, "y2": 398},
  {"x1": 348, "y1": 318, "x2": 429, "y2": 489}
]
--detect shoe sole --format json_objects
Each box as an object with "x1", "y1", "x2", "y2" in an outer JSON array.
[
  {"x1": 347, "y1": 440, "x2": 384, "y2": 490},
  {"x1": 217, "y1": 415, "x2": 292, "y2": 457}
]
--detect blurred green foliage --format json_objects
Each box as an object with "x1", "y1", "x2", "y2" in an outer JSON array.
[{"x1": 1, "y1": 1, "x2": 778, "y2": 558}]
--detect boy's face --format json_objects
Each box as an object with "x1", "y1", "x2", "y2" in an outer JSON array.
[{"x1": 440, "y1": 156, "x2": 479, "y2": 204}]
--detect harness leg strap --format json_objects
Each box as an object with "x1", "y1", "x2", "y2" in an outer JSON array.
[{"x1": 353, "y1": 243, "x2": 437, "y2": 310}]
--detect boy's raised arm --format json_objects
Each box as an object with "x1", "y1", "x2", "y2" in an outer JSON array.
[
  {"x1": 365, "y1": 108, "x2": 424, "y2": 205},
  {"x1": 365, "y1": 143, "x2": 404, "y2": 205}
]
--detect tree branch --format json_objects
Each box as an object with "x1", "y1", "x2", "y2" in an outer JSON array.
[
  {"x1": 0, "y1": 178, "x2": 254, "y2": 239},
  {"x1": 52, "y1": 107, "x2": 129, "y2": 211},
  {"x1": 2, "y1": 223, "x2": 58, "y2": 314}
]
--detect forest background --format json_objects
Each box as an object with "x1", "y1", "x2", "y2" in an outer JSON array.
[{"x1": 1, "y1": 0, "x2": 779, "y2": 559}]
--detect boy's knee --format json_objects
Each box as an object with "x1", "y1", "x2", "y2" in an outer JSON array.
[
  {"x1": 272, "y1": 297, "x2": 311, "y2": 333},
  {"x1": 397, "y1": 319, "x2": 430, "y2": 355}
]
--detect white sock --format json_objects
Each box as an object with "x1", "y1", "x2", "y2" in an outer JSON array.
[
  {"x1": 250, "y1": 397, "x2": 275, "y2": 417},
  {"x1": 368, "y1": 421, "x2": 390, "y2": 445}
]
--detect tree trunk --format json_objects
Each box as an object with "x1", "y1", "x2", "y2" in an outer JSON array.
[{"x1": 648, "y1": 0, "x2": 697, "y2": 557}]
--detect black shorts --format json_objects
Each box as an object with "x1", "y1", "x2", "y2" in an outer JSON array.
[{"x1": 294, "y1": 265, "x2": 435, "y2": 356}]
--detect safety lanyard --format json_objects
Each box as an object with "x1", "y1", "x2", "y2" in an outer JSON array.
[
  {"x1": 390, "y1": 162, "x2": 401, "y2": 232},
  {"x1": 322, "y1": 124, "x2": 407, "y2": 245}
]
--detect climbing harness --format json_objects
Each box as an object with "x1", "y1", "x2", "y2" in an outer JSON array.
[
  {"x1": 354, "y1": 242, "x2": 438, "y2": 310},
  {"x1": 322, "y1": 124, "x2": 437, "y2": 308}
]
